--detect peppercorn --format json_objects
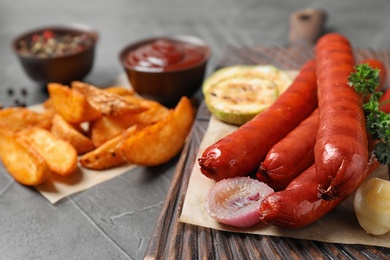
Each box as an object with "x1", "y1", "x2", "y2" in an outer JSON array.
[{"x1": 17, "y1": 30, "x2": 94, "y2": 58}]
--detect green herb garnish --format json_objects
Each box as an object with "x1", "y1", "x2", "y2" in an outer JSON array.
[{"x1": 348, "y1": 63, "x2": 390, "y2": 165}]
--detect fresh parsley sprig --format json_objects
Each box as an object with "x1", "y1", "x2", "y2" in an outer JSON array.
[
  {"x1": 348, "y1": 63, "x2": 390, "y2": 165},
  {"x1": 348, "y1": 63, "x2": 380, "y2": 102}
]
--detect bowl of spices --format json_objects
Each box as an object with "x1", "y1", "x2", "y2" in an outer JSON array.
[
  {"x1": 119, "y1": 35, "x2": 211, "y2": 106},
  {"x1": 11, "y1": 24, "x2": 98, "y2": 86}
]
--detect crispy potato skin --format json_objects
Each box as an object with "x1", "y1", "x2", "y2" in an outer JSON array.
[
  {"x1": 48, "y1": 83, "x2": 102, "y2": 124},
  {"x1": 90, "y1": 99, "x2": 169, "y2": 147},
  {"x1": 0, "y1": 107, "x2": 53, "y2": 132},
  {"x1": 0, "y1": 126, "x2": 50, "y2": 185},
  {"x1": 119, "y1": 97, "x2": 195, "y2": 166},
  {"x1": 51, "y1": 114, "x2": 95, "y2": 155},
  {"x1": 71, "y1": 81, "x2": 148, "y2": 116},
  {"x1": 20, "y1": 127, "x2": 78, "y2": 176},
  {"x1": 79, "y1": 126, "x2": 138, "y2": 170}
]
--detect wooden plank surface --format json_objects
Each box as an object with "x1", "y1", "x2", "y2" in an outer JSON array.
[{"x1": 144, "y1": 45, "x2": 390, "y2": 260}]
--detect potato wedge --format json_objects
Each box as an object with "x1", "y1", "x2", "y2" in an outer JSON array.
[
  {"x1": 71, "y1": 81, "x2": 148, "y2": 116},
  {"x1": 79, "y1": 126, "x2": 138, "y2": 170},
  {"x1": 0, "y1": 107, "x2": 53, "y2": 132},
  {"x1": 0, "y1": 125, "x2": 50, "y2": 185},
  {"x1": 42, "y1": 98, "x2": 53, "y2": 110},
  {"x1": 89, "y1": 116, "x2": 127, "y2": 147},
  {"x1": 20, "y1": 127, "x2": 78, "y2": 176},
  {"x1": 48, "y1": 83, "x2": 102, "y2": 124},
  {"x1": 51, "y1": 114, "x2": 95, "y2": 155},
  {"x1": 118, "y1": 97, "x2": 195, "y2": 166},
  {"x1": 129, "y1": 99, "x2": 170, "y2": 125},
  {"x1": 90, "y1": 99, "x2": 170, "y2": 147}
]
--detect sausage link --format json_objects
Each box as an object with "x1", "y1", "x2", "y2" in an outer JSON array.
[
  {"x1": 198, "y1": 59, "x2": 318, "y2": 181},
  {"x1": 258, "y1": 153, "x2": 379, "y2": 229},
  {"x1": 257, "y1": 109, "x2": 318, "y2": 190},
  {"x1": 315, "y1": 33, "x2": 368, "y2": 200},
  {"x1": 257, "y1": 58, "x2": 386, "y2": 191},
  {"x1": 260, "y1": 85, "x2": 381, "y2": 229}
]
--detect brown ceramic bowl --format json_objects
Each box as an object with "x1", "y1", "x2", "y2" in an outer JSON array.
[
  {"x1": 11, "y1": 23, "x2": 98, "y2": 86},
  {"x1": 119, "y1": 35, "x2": 211, "y2": 106}
]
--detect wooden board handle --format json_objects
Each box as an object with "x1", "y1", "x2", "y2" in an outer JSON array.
[{"x1": 289, "y1": 8, "x2": 327, "y2": 46}]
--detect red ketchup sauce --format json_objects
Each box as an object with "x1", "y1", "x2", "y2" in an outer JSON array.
[{"x1": 126, "y1": 39, "x2": 206, "y2": 72}]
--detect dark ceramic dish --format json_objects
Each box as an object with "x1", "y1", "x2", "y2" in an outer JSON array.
[
  {"x1": 11, "y1": 24, "x2": 99, "y2": 86},
  {"x1": 119, "y1": 35, "x2": 211, "y2": 106}
]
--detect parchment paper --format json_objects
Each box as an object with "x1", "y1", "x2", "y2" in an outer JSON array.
[
  {"x1": 35, "y1": 164, "x2": 136, "y2": 204},
  {"x1": 179, "y1": 116, "x2": 390, "y2": 248}
]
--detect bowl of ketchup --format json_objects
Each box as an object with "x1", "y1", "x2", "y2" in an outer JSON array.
[{"x1": 119, "y1": 35, "x2": 211, "y2": 106}]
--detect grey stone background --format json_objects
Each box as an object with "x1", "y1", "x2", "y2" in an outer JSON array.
[{"x1": 1, "y1": 0, "x2": 390, "y2": 259}]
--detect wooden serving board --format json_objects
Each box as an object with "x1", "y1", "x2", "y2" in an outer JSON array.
[{"x1": 144, "y1": 45, "x2": 390, "y2": 259}]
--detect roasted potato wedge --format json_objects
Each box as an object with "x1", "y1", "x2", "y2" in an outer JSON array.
[
  {"x1": 90, "y1": 99, "x2": 170, "y2": 147},
  {"x1": 42, "y1": 98, "x2": 53, "y2": 110},
  {"x1": 48, "y1": 83, "x2": 102, "y2": 124},
  {"x1": 0, "y1": 107, "x2": 53, "y2": 132},
  {"x1": 20, "y1": 127, "x2": 78, "y2": 176},
  {"x1": 89, "y1": 116, "x2": 127, "y2": 147},
  {"x1": 0, "y1": 125, "x2": 50, "y2": 185},
  {"x1": 118, "y1": 97, "x2": 195, "y2": 166},
  {"x1": 71, "y1": 81, "x2": 148, "y2": 116},
  {"x1": 51, "y1": 114, "x2": 95, "y2": 155},
  {"x1": 79, "y1": 126, "x2": 138, "y2": 170},
  {"x1": 129, "y1": 99, "x2": 170, "y2": 125}
]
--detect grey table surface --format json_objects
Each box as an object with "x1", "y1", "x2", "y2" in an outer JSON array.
[{"x1": 1, "y1": 0, "x2": 390, "y2": 259}]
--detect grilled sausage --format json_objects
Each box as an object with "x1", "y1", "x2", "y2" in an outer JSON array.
[
  {"x1": 257, "y1": 109, "x2": 319, "y2": 190},
  {"x1": 257, "y1": 58, "x2": 386, "y2": 191},
  {"x1": 258, "y1": 153, "x2": 379, "y2": 229},
  {"x1": 198, "y1": 59, "x2": 318, "y2": 181},
  {"x1": 314, "y1": 33, "x2": 368, "y2": 200}
]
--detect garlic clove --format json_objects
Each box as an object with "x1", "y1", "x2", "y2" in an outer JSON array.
[{"x1": 354, "y1": 177, "x2": 390, "y2": 236}]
